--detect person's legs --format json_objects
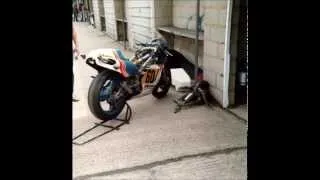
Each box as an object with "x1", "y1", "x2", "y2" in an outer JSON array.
[
  {"x1": 72, "y1": 71, "x2": 74, "y2": 95},
  {"x1": 72, "y1": 59, "x2": 79, "y2": 102},
  {"x1": 81, "y1": 12, "x2": 84, "y2": 22}
]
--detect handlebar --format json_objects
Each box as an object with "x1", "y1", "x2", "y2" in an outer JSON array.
[
  {"x1": 136, "y1": 40, "x2": 173, "y2": 57},
  {"x1": 136, "y1": 46, "x2": 158, "y2": 54},
  {"x1": 136, "y1": 42, "x2": 149, "y2": 47},
  {"x1": 136, "y1": 41, "x2": 158, "y2": 47},
  {"x1": 164, "y1": 49, "x2": 173, "y2": 57}
]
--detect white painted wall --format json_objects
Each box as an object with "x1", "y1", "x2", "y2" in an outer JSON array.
[
  {"x1": 92, "y1": 0, "x2": 101, "y2": 29},
  {"x1": 103, "y1": 0, "x2": 117, "y2": 39},
  {"x1": 125, "y1": 0, "x2": 153, "y2": 49}
]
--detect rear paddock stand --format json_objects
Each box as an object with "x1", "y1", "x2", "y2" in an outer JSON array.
[
  {"x1": 173, "y1": 82, "x2": 213, "y2": 113},
  {"x1": 72, "y1": 103, "x2": 132, "y2": 146}
]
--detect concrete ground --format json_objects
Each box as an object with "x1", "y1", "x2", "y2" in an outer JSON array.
[
  {"x1": 229, "y1": 105, "x2": 248, "y2": 122},
  {"x1": 72, "y1": 22, "x2": 247, "y2": 180}
]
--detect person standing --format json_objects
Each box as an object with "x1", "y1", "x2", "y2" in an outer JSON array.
[
  {"x1": 72, "y1": 24, "x2": 80, "y2": 102},
  {"x1": 83, "y1": 6, "x2": 88, "y2": 22},
  {"x1": 80, "y1": 3, "x2": 84, "y2": 22},
  {"x1": 73, "y1": 5, "x2": 79, "y2": 22}
]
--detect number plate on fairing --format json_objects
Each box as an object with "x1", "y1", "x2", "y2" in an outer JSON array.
[{"x1": 141, "y1": 65, "x2": 163, "y2": 90}]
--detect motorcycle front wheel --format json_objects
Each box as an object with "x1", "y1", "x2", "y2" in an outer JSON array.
[
  {"x1": 88, "y1": 70, "x2": 126, "y2": 121},
  {"x1": 152, "y1": 67, "x2": 172, "y2": 99}
]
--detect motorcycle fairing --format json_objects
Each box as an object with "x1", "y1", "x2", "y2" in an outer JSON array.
[{"x1": 86, "y1": 48, "x2": 139, "y2": 78}]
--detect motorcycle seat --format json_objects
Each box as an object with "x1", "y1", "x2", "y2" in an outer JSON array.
[
  {"x1": 114, "y1": 49, "x2": 139, "y2": 77},
  {"x1": 115, "y1": 48, "x2": 130, "y2": 61}
]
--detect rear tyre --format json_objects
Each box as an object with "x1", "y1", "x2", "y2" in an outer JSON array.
[{"x1": 88, "y1": 71, "x2": 126, "y2": 121}]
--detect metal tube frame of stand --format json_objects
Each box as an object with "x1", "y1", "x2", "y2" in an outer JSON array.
[
  {"x1": 173, "y1": 86, "x2": 212, "y2": 113},
  {"x1": 72, "y1": 103, "x2": 132, "y2": 146}
]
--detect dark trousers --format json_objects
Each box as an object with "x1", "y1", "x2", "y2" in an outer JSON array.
[
  {"x1": 81, "y1": 12, "x2": 84, "y2": 22},
  {"x1": 73, "y1": 13, "x2": 78, "y2": 21}
]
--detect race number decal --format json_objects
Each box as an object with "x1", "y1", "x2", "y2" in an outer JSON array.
[{"x1": 145, "y1": 69, "x2": 160, "y2": 83}]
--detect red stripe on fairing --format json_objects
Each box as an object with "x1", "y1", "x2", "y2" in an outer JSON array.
[
  {"x1": 120, "y1": 61, "x2": 129, "y2": 77},
  {"x1": 113, "y1": 50, "x2": 129, "y2": 77}
]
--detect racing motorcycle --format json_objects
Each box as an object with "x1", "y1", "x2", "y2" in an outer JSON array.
[{"x1": 80, "y1": 39, "x2": 173, "y2": 121}]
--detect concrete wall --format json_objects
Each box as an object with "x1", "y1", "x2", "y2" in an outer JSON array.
[
  {"x1": 92, "y1": 0, "x2": 102, "y2": 30},
  {"x1": 152, "y1": 0, "x2": 205, "y2": 68},
  {"x1": 98, "y1": 0, "x2": 106, "y2": 31},
  {"x1": 125, "y1": 0, "x2": 153, "y2": 49},
  {"x1": 202, "y1": 0, "x2": 228, "y2": 105},
  {"x1": 153, "y1": 0, "x2": 173, "y2": 34},
  {"x1": 114, "y1": 0, "x2": 126, "y2": 19},
  {"x1": 92, "y1": 0, "x2": 118, "y2": 39},
  {"x1": 151, "y1": 0, "x2": 173, "y2": 48},
  {"x1": 102, "y1": 0, "x2": 117, "y2": 39},
  {"x1": 174, "y1": 36, "x2": 204, "y2": 68},
  {"x1": 172, "y1": 0, "x2": 205, "y2": 31},
  {"x1": 151, "y1": 0, "x2": 230, "y2": 105},
  {"x1": 169, "y1": 0, "x2": 235, "y2": 106}
]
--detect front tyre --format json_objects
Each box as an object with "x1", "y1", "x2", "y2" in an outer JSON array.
[
  {"x1": 88, "y1": 71, "x2": 126, "y2": 121},
  {"x1": 152, "y1": 67, "x2": 171, "y2": 99}
]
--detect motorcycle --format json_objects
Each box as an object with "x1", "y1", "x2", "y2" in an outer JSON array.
[{"x1": 80, "y1": 38, "x2": 173, "y2": 121}]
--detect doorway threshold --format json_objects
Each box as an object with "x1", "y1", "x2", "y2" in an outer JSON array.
[{"x1": 228, "y1": 104, "x2": 248, "y2": 122}]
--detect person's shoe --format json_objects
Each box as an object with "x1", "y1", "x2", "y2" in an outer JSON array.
[{"x1": 72, "y1": 96, "x2": 80, "y2": 102}]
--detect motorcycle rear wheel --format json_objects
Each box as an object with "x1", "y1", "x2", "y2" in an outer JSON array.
[{"x1": 88, "y1": 71, "x2": 126, "y2": 121}]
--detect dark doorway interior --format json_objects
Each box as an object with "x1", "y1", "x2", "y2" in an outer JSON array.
[
  {"x1": 116, "y1": 20, "x2": 128, "y2": 41},
  {"x1": 98, "y1": 0, "x2": 106, "y2": 32},
  {"x1": 234, "y1": 0, "x2": 248, "y2": 105}
]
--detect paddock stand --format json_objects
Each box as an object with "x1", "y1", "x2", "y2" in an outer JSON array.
[{"x1": 72, "y1": 103, "x2": 132, "y2": 146}]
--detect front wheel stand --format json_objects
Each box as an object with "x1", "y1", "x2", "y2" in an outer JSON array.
[{"x1": 72, "y1": 103, "x2": 132, "y2": 146}]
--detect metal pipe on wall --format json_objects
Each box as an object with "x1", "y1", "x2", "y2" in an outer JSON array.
[
  {"x1": 222, "y1": 0, "x2": 233, "y2": 108},
  {"x1": 194, "y1": 0, "x2": 200, "y2": 80},
  {"x1": 122, "y1": 0, "x2": 126, "y2": 49},
  {"x1": 123, "y1": 19, "x2": 126, "y2": 50}
]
